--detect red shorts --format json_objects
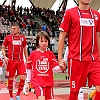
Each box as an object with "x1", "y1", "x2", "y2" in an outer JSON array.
[
  {"x1": 7, "y1": 60, "x2": 26, "y2": 78},
  {"x1": 35, "y1": 86, "x2": 54, "y2": 99},
  {"x1": 68, "y1": 59, "x2": 100, "y2": 93}
]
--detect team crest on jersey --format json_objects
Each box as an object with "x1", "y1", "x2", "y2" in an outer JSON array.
[
  {"x1": 94, "y1": 14, "x2": 98, "y2": 20},
  {"x1": 36, "y1": 56, "x2": 49, "y2": 73}
]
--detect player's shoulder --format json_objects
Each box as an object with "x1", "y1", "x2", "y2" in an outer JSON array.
[
  {"x1": 46, "y1": 49, "x2": 54, "y2": 55},
  {"x1": 64, "y1": 6, "x2": 78, "y2": 16},
  {"x1": 91, "y1": 8, "x2": 99, "y2": 13},
  {"x1": 65, "y1": 6, "x2": 78, "y2": 12},
  {"x1": 19, "y1": 34, "x2": 26, "y2": 38},
  {"x1": 4, "y1": 34, "x2": 12, "y2": 39},
  {"x1": 91, "y1": 8, "x2": 100, "y2": 20},
  {"x1": 19, "y1": 34, "x2": 26, "y2": 41}
]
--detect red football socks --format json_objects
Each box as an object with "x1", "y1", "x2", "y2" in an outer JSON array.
[
  {"x1": 8, "y1": 79, "x2": 13, "y2": 97},
  {"x1": 16, "y1": 79, "x2": 25, "y2": 96}
]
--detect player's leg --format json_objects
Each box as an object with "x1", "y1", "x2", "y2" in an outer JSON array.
[
  {"x1": 16, "y1": 75, "x2": 25, "y2": 100},
  {"x1": 7, "y1": 60, "x2": 16, "y2": 100},
  {"x1": 16, "y1": 61, "x2": 26, "y2": 100},
  {"x1": 45, "y1": 87, "x2": 54, "y2": 100},
  {"x1": 35, "y1": 86, "x2": 45, "y2": 100},
  {"x1": 68, "y1": 59, "x2": 87, "y2": 100},
  {"x1": 8, "y1": 78, "x2": 14, "y2": 100}
]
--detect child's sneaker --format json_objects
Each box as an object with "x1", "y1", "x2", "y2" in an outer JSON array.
[{"x1": 16, "y1": 96, "x2": 20, "y2": 100}]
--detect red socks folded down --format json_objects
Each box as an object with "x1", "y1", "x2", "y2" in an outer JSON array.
[{"x1": 8, "y1": 79, "x2": 25, "y2": 97}]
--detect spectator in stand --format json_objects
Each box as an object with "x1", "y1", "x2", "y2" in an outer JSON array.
[
  {"x1": 51, "y1": 37, "x2": 55, "y2": 52},
  {"x1": 21, "y1": 21, "x2": 26, "y2": 32},
  {"x1": 7, "y1": 30, "x2": 10, "y2": 35},
  {"x1": 41, "y1": 24, "x2": 47, "y2": 32},
  {"x1": 23, "y1": 14, "x2": 28, "y2": 23},
  {"x1": 27, "y1": 22, "x2": 31, "y2": 36},
  {"x1": 19, "y1": 6, "x2": 23, "y2": 17}
]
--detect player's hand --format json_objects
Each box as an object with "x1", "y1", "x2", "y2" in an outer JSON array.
[
  {"x1": 59, "y1": 59, "x2": 66, "y2": 71},
  {"x1": 4, "y1": 56, "x2": 9, "y2": 65}
]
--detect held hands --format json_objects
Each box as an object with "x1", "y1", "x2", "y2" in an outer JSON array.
[{"x1": 59, "y1": 59, "x2": 66, "y2": 71}]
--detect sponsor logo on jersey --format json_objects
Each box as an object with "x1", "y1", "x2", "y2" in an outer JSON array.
[
  {"x1": 13, "y1": 40, "x2": 22, "y2": 45},
  {"x1": 36, "y1": 56, "x2": 49, "y2": 73},
  {"x1": 80, "y1": 18, "x2": 94, "y2": 26}
]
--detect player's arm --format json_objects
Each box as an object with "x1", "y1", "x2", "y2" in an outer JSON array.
[
  {"x1": 97, "y1": 32, "x2": 100, "y2": 59},
  {"x1": 1, "y1": 45, "x2": 8, "y2": 65},
  {"x1": 58, "y1": 31, "x2": 67, "y2": 69},
  {"x1": 26, "y1": 54, "x2": 33, "y2": 83},
  {"x1": 23, "y1": 46, "x2": 28, "y2": 63},
  {"x1": 2, "y1": 45, "x2": 6, "y2": 59},
  {"x1": 58, "y1": 31, "x2": 67, "y2": 61}
]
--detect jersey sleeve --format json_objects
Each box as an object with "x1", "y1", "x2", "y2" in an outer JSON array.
[
  {"x1": 23, "y1": 36, "x2": 27, "y2": 47},
  {"x1": 51, "y1": 52, "x2": 59, "y2": 68},
  {"x1": 59, "y1": 10, "x2": 72, "y2": 33},
  {"x1": 96, "y1": 13, "x2": 100, "y2": 32}
]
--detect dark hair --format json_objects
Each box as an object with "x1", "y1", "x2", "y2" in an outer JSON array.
[
  {"x1": 12, "y1": 22, "x2": 20, "y2": 28},
  {"x1": 36, "y1": 31, "x2": 50, "y2": 47}
]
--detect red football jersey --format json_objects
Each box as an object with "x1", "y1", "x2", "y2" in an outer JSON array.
[
  {"x1": 59, "y1": 7, "x2": 100, "y2": 61},
  {"x1": 27, "y1": 49, "x2": 58, "y2": 88},
  {"x1": 2, "y1": 34, "x2": 26, "y2": 61}
]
